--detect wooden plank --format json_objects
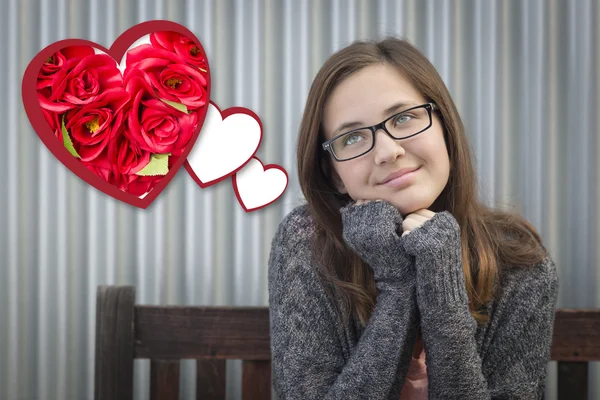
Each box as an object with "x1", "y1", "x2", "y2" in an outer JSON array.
[
  {"x1": 134, "y1": 306, "x2": 270, "y2": 359},
  {"x1": 94, "y1": 286, "x2": 136, "y2": 400},
  {"x1": 150, "y1": 360, "x2": 180, "y2": 400},
  {"x1": 551, "y1": 309, "x2": 600, "y2": 361},
  {"x1": 196, "y1": 359, "x2": 226, "y2": 400},
  {"x1": 557, "y1": 362, "x2": 587, "y2": 400},
  {"x1": 242, "y1": 360, "x2": 271, "y2": 400}
]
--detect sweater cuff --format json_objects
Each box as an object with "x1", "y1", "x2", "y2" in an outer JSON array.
[
  {"x1": 339, "y1": 200, "x2": 414, "y2": 287},
  {"x1": 400, "y1": 211, "x2": 469, "y2": 309}
]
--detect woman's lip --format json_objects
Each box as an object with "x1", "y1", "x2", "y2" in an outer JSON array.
[{"x1": 380, "y1": 167, "x2": 420, "y2": 188}]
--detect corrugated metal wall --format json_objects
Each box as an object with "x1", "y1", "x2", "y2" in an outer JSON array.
[{"x1": 1, "y1": 0, "x2": 598, "y2": 399}]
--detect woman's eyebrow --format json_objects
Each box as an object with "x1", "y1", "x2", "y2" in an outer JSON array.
[
  {"x1": 331, "y1": 101, "x2": 416, "y2": 137},
  {"x1": 331, "y1": 121, "x2": 363, "y2": 137},
  {"x1": 383, "y1": 101, "x2": 414, "y2": 116}
]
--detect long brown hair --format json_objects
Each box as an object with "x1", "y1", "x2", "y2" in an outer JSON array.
[{"x1": 297, "y1": 37, "x2": 548, "y2": 328}]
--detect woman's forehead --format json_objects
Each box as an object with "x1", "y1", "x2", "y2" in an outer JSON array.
[{"x1": 322, "y1": 65, "x2": 425, "y2": 139}]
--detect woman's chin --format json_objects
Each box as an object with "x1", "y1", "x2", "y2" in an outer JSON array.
[
  {"x1": 390, "y1": 198, "x2": 434, "y2": 217},
  {"x1": 345, "y1": 191, "x2": 434, "y2": 216}
]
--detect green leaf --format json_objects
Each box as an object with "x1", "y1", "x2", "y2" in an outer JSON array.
[
  {"x1": 61, "y1": 116, "x2": 80, "y2": 158},
  {"x1": 136, "y1": 153, "x2": 171, "y2": 176},
  {"x1": 160, "y1": 98, "x2": 189, "y2": 114}
]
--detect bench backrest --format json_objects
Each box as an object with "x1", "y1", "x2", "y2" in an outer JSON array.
[{"x1": 94, "y1": 286, "x2": 600, "y2": 399}]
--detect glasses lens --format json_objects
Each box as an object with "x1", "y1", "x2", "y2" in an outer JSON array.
[
  {"x1": 385, "y1": 106, "x2": 431, "y2": 139},
  {"x1": 331, "y1": 129, "x2": 373, "y2": 160}
]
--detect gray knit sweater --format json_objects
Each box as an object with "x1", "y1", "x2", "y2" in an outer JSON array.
[{"x1": 268, "y1": 200, "x2": 558, "y2": 399}]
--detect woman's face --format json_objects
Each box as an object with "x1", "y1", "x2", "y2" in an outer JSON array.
[{"x1": 322, "y1": 63, "x2": 450, "y2": 216}]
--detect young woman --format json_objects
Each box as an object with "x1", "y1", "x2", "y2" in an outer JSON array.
[{"x1": 268, "y1": 37, "x2": 558, "y2": 399}]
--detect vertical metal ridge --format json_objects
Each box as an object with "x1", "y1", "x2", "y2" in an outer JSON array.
[
  {"x1": 546, "y1": 0, "x2": 559, "y2": 258},
  {"x1": 7, "y1": 0, "x2": 20, "y2": 398}
]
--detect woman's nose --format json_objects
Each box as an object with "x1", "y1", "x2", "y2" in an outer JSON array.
[{"x1": 372, "y1": 129, "x2": 405, "y2": 164}]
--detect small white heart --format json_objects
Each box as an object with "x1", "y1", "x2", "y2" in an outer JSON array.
[{"x1": 233, "y1": 158, "x2": 288, "y2": 212}]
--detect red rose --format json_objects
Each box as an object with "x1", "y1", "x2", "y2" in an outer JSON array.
[
  {"x1": 83, "y1": 157, "x2": 153, "y2": 197},
  {"x1": 42, "y1": 108, "x2": 62, "y2": 140},
  {"x1": 149, "y1": 31, "x2": 208, "y2": 71},
  {"x1": 139, "y1": 98, "x2": 198, "y2": 155},
  {"x1": 108, "y1": 129, "x2": 151, "y2": 175},
  {"x1": 38, "y1": 46, "x2": 95, "y2": 86},
  {"x1": 38, "y1": 53, "x2": 123, "y2": 113},
  {"x1": 127, "y1": 174, "x2": 162, "y2": 197},
  {"x1": 128, "y1": 155, "x2": 177, "y2": 196},
  {"x1": 84, "y1": 158, "x2": 168, "y2": 197},
  {"x1": 85, "y1": 162, "x2": 113, "y2": 182},
  {"x1": 125, "y1": 44, "x2": 208, "y2": 110},
  {"x1": 84, "y1": 162, "x2": 129, "y2": 192},
  {"x1": 63, "y1": 88, "x2": 130, "y2": 162},
  {"x1": 84, "y1": 134, "x2": 179, "y2": 197},
  {"x1": 124, "y1": 69, "x2": 199, "y2": 156}
]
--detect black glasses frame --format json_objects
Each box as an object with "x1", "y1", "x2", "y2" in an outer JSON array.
[{"x1": 322, "y1": 102, "x2": 439, "y2": 162}]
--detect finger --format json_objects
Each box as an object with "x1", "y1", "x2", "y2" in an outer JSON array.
[
  {"x1": 408, "y1": 213, "x2": 429, "y2": 223},
  {"x1": 404, "y1": 212, "x2": 430, "y2": 226},
  {"x1": 402, "y1": 219, "x2": 420, "y2": 231},
  {"x1": 402, "y1": 230, "x2": 410, "y2": 237},
  {"x1": 414, "y1": 209, "x2": 436, "y2": 218}
]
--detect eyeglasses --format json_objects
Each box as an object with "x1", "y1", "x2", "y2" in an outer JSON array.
[{"x1": 322, "y1": 102, "x2": 438, "y2": 162}]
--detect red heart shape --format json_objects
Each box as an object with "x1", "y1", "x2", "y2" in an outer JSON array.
[{"x1": 22, "y1": 21, "x2": 211, "y2": 208}]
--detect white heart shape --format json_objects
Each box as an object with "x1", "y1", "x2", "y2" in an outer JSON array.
[
  {"x1": 233, "y1": 158, "x2": 288, "y2": 212},
  {"x1": 186, "y1": 103, "x2": 261, "y2": 186}
]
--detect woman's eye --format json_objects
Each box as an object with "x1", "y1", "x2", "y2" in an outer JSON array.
[
  {"x1": 393, "y1": 114, "x2": 412, "y2": 125},
  {"x1": 344, "y1": 133, "x2": 364, "y2": 146}
]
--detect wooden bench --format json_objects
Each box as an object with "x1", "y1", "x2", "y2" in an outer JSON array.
[{"x1": 94, "y1": 285, "x2": 600, "y2": 400}]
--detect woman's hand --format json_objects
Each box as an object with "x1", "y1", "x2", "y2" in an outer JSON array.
[
  {"x1": 352, "y1": 202, "x2": 438, "y2": 239},
  {"x1": 339, "y1": 199, "x2": 415, "y2": 289},
  {"x1": 354, "y1": 203, "x2": 437, "y2": 238},
  {"x1": 340, "y1": 199, "x2": 403, "y2": 255},
  {"x1": 401, "y1": 209, "x2": 436, "y2": 237}
]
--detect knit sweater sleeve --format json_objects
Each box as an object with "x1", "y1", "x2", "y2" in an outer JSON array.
[
  {"x1": 400, "y1": 211, "x2": 559, "y2": 399},
  {"x1": 268, "y1": 202, "x2": 420, "y2": 400}
]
